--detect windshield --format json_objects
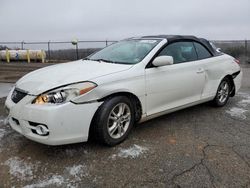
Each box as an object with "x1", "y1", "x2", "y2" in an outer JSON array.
[{"x1": 88, "y1": 39, "x2": 161, "y2": 64}]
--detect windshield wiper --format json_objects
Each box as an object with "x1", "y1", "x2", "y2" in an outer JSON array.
[
  {"x1": 83, "y1": 57, "x2": 94, "y2": 61},
  {"x1": 83, "y1": 58, "x2": 129, "y2": 65},
  {"x1": 91, "y1": 58, "x2": 116, "y2": 64}
]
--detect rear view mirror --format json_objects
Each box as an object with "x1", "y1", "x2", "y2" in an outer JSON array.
[{"x1": 152, "y1": 56, "x2": 173, "y2": 67}]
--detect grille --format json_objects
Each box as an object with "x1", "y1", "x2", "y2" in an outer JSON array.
[{"x1": 11, "y1": 88, "x2": 27, "y2": 103}]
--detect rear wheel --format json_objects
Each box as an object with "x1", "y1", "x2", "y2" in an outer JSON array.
[
  {"x1": 212, "y1": 77, "x2": 231, "y2": 107},
  {"x1": 93, "y1": 96, "x2": 135, "y2": 146}
]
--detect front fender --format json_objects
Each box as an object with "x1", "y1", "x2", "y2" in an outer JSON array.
[{"x1": 70, "y1": 74, "x2": 146, "y2": 114}]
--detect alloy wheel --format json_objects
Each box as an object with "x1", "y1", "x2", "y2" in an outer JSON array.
[
  {"x1": 107, "y1": 103, "x2": 131, "y2": 139},
  {"x1": 217, "y1": 81, "x2": 229, "y2": 103}
]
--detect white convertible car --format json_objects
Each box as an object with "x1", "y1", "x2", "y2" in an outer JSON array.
[{"x1": 5, "y1": 35, "x2": 242, "y2": 146}]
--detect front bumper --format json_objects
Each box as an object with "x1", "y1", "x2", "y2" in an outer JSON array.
[{"x1": 5, "y1": 91, "x2": 102, "y2": 145}]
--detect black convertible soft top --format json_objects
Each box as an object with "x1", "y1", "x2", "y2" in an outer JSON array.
[{"x1": 141, "y1": 35, "x2": 221, "y2": 56}]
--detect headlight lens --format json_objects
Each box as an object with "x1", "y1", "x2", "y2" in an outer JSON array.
[{"x1": 33, "y1": 82, "x2": 97, "y2": 104}]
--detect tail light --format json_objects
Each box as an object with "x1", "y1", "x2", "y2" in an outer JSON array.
[{"x1": 234, "y1": 59, "x2": 240, "y2": 64}]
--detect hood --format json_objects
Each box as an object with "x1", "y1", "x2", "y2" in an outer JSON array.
[{"x1": 16, "y1": 60, "x2": 133, "y2": 95}]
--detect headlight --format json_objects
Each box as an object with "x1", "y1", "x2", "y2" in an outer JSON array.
[{"x1": 33, "y1": 82, "x2": 97, "y2": 104}]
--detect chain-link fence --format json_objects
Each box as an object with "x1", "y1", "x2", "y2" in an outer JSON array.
[
  {"x1": 212, "y1": 40, "x2": 250, "y2": 63},
  {"x1": 0, "y1": 40, "x2": 117, "y2": 62},
  {"x1": 0, "y1": 39, "x2": 249, "y2": 63}
]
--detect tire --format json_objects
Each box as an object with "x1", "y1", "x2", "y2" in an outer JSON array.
[
  {"x1": 212, "y1": 77, "x2": 231, "y2": 107},
  {"x1": 93, "y1": 96, "x2": 135, "y2": 146}
]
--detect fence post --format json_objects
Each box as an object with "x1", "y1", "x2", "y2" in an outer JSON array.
[
  {"x1": 21, "y1": 41, "x2": 24, "y2": 50},
  {"x1": 48, "y1": 41, "x2": 51, "y2": 62},
  {"x1": 76, "y1": 43, "x2": 79, "y2": 60},
  {"x1": 245, "y1": 39, "x2": 248, "y2": 61},
  {"x1": 106, "y1": 40, "x2": 108, "y2": 47}
]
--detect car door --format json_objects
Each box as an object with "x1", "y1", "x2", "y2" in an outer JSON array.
[
  {"x1": 192, "y1": 41, "x2": 217, "y2": 99},
  {"x1": 145, "y1": 41, "x2": 206, "y2": 116}
]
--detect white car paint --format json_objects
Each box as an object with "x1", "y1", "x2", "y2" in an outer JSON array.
[
  {"x1": 5, "y1": 88, "x2": 102, "y2": 145},
  {"x1": 16, "y1": 60, "x2": 133, "y2": 95},
  {"x1": 5, "y1": 37, "x2": 242, "y2": 145},
  {"x1": 145, "y1": 58, "x2": 206, "y2": 115}
]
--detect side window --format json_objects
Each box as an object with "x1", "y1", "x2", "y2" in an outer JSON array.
[
  {"x1": 194, "y1": 42, "x2": 212, "y2": 60},
  {"x1": 158, "y1": 42, "x2": 197, "y2": 64}
]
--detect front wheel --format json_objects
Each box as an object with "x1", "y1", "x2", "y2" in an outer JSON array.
[
  {"x1": 93, "y1": 96, "x2": 135, "y2": 146},
  {"x1": 212, "y1": 77, "x2": 231, "y2": 107}
]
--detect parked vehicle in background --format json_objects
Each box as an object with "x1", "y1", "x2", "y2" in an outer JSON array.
[{"x1": 5, "y1": 35, "x2": 242, "y2": 146}]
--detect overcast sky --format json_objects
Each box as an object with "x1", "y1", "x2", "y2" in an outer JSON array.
[{"x1": 0, "y1": 0, "x2": 250, "y2": 42}]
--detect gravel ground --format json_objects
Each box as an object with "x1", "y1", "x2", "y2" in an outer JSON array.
[{"x1": 0, "y1": 65, "x2": 249, "y2": 188}]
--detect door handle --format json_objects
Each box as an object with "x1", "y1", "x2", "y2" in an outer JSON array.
[{"x1": 196, "y1": 68, "x2": 204, "y2": 74}]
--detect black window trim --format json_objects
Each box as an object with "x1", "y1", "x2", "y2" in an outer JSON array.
[
  {"x1": 192, "y1": 41, "x2": 213, "y2": 61},
  {"x1": 146, "y1": 39, "x2": 214, "y2": 69}
]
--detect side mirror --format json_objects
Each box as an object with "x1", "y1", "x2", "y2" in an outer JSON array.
[{"x1": 152, "y1": 56, "x2": 173, "y2": 67}]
